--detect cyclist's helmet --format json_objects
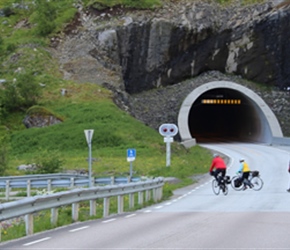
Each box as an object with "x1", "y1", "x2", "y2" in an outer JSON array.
[
  {"x1": 213, "y1": 153, "x2": 219, "y2": 158},
  {"x1": 239, "y1": 158, "x2": 245, "y2": 162}
]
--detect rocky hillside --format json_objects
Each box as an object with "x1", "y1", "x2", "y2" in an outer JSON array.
[{"x1": 50, "y1": 0, "x2": 290, "y2": 137}]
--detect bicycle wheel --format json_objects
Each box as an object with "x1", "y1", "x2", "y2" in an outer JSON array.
[
  {"x1": 212, "y1": 179, "x2": 220, "y2": 195},
  {"x1": 251, "y1": 176, "x2": 263, "y2": 191},
  {"x1": 231, "y1": 176, "x2": 243, "y2": 191}
]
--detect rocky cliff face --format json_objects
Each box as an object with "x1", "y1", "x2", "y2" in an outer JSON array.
[{"x1": 51, "y1": 0, "x2": 290, "y2": 136}]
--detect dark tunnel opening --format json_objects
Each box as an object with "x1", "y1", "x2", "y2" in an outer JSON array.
[{"x1": 188, "y1": 88, "x2": 264, "y2": 143}]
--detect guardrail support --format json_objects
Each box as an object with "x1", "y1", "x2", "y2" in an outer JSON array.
[
  {"x1": 138, "y1": 191, "x2": 143, "y2": 205},
  {"x1": 145, "y1": 190, "x2": 150, "y2": 202},
  {"x1": 129, "y1": 193, "x2": 134, "y2": 209},
  {"x1": 47, "y1": 179, "x2": 52, "y2": 192},
  {"x1": 153, "y1": 188, "x2": 157, "y2": 202},
  {"x1": 27, "y1": 180, "x2": 31, "y2": 197},
  {"x1": 72, "y1": 203, "x2": 79, "y2": 221},
  {"x1": 90, "y1": 200, "x2": 96, "y2": 216},
  {"x1": 111, "y1": 177, "x2": 115, "y2": 185},
  {"x1": 103, "y1": 197, "x2": 110, "y2": 217},
  {"x1": 5, "y1": 180, "x2": 9, "y2": 201},
  {"x1": 51, "y1": 208, "x2": 58, "y2": 226},
  {"x1": 118, "y1": 195, "x2": 124, "y2": 214},
  {"x1": 25, "y1": 214, "x2": 33, "y2": 236},
  {"x1": 70, "y1": 177, "x2": 75, "y2": 189}
]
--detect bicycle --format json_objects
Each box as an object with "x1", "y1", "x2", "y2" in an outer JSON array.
[
  {"x1": 231, "y1": 170, "x2": 264, "y2": 191},
  {"x1": 212, "y1": 173, "x2": 231, "y2": 195}
]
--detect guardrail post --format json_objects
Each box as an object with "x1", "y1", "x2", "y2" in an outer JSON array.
[
  {"x1": 51, "y1": 208, "x2": 58, "y2": 226},
  {"x1": 25, "y1": 214, "x2": 33, "y2": 236},
  {"x1": 103, "y1": 197, "x2": 110, "y2": 217},
  {"x1": 154, "y1": 188, "x2": 158, "y2": 202},
  {"x1": 26, "y1": 180, "x2": 31, "y2": 197},
  {"x1": 72, "y1": 203, "x2": 79, "y2": 222},
  {"x1": 118, "y1": 195, "x2": 124, "y2": 214},
  {"x1": 5, "y1": 180, "x2": 9, "y2": 201},
  {"x1": 129, "y1": 193, "x2": 134, "y2": 209},
  {"x1": 47, "y1": 179, "x2": 52, "y2": 192},
  {"x1": 90, "y1": 200, "x2": 96, "y2": 216},
  {"x1": 145, "y1": 190, "x2": 150, "y2": 202},
  {"x1": 158, "y1": 186, "x2": 163, "y2": 201},
  {"x1": 138, "y1": 191, "x2": 143, "y2": 205},
  {"x1": 70, "y1": 177, "x2": 75, "y2": 189},
  {"x1": 111, "y1": 177, "x2": 115, "y2": 185}
]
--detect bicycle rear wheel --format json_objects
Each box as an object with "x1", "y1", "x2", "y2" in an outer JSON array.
[
  {"x1": 212, "y1": 179, "x2": 220, "y2": 195},
  {"x1": 231, "y1": 176, "x2": 243, "y2": 191},
  {"x1": 251, "y1": 176, "x2": 263, "y2": 191}
]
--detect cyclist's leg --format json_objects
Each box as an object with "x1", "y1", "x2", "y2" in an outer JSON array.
[
  {"x1": 244, "y1": 172, "x2": 251, "y2": 187},
  {"x1": 241, "y1": 173, "x2": 247, "y2": 189},
  {"x1": 216, "y1": 169, "x2": 222, "y2": 185}
]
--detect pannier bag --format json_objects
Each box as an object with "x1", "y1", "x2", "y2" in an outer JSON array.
[
  {"x1": 251, "y1": 171, "x2": 259, "y2": 177},
  {"x1": 234, "y1": 178, "x2": 242, "y2": 188}
]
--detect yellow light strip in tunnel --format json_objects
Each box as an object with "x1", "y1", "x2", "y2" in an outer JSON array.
[{"x1": 201, "y1": 99, "x2": 241, "y2": 104}]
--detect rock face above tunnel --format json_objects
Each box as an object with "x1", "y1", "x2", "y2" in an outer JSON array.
[{"x1": 54, "y1": 1, "x2": 290, "y2": 94}]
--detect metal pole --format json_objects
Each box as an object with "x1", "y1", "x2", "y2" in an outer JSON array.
[
  {"x1": 130, "y1": 161, "x2": 133, "y2": 179},
  {"x1": 88, "y1": 131, "x2": 92, "y2": 187},
  {"x1": 166, "y1": 139, "x2": 170, "y2": 167}
]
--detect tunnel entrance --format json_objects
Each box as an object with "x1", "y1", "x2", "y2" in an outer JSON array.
[{"x1": 178, "y1": 81, "x2": 283, "y2": 147}]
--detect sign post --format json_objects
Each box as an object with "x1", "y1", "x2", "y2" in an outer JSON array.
[
  {"x1": 84, "y1": 129, "x2": 94, "y2": 187},
  {"x1": 159, "y1": 124, "x2": 178, "y2": 167},
  {"x1": 127, "y1": 149, "x2": 136, "y2": 179}
]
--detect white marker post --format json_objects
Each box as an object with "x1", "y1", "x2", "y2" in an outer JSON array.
[
  {"x1": 159, "y1": 124, "x2": 178, "y2": 167},
  {"x1": 84, "y1": 129, "x2": 94, "y2": 187}
]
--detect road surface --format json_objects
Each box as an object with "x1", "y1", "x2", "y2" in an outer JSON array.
[{"x1": 1, "y1": 143, "x2": 290, "y2": 249}]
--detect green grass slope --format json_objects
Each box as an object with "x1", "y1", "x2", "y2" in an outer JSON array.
[{"x1": 0, "y1": 0, "x2": 216, "y2": 189}]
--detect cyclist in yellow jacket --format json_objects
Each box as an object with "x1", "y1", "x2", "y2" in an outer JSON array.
[{"x1": 237, "y1": 158, "x2": 253, "y2": 190}]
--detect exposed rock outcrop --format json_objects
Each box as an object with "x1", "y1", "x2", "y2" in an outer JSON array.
[
  {"x1": 51, "y1": 0, "x2": 290, "y2": 136},
  {"x1": 54, "y1": 1, "x2": 290, "y2": 93}
]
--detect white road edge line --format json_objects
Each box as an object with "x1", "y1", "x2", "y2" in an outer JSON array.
[
  {"x1": 69, "y1": 226, "x2": 89, "y2": 232},
  {"x1": 125, "y1": 214, "x2": 136, "y2": 218},
  {"x1": 23, "y1": 237, "x2": 51, "y2": 246},
  {"x1": 102, "y1": 218, "x2": 116, "y2": 223}
]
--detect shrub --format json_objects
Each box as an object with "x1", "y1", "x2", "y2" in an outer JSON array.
[
  {"x1": 31, "y1": 0, "x2": 57, "y2": 36},
  {"x1": 32, "y1": 149, "x2": 65, "y2": 174},
  {"x1": 0, "y1": 72, "x2": 42, "y2": 113}
]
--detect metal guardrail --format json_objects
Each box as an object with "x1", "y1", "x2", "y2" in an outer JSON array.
[
  {"x1": 0, "y1": 174, "x2": 141, "y2": 200},
  {"x1": 0, "y1": 177, "x2": 164, "y2": 238}
]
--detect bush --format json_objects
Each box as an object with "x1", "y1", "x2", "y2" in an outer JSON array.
[
  {"x1": 0, "y1": 72, "x2": 42, "y2": 113},
  {"x1": 32, "y1": 149, "x2": 65, "y2": 174},
  {"x1": 31, "y1": 0, "x2": 57, "y2": 36}
]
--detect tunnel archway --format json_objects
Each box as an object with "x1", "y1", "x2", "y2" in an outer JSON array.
[{"x1": 178, "y1": 81, "x2": 283, "y2": 147}]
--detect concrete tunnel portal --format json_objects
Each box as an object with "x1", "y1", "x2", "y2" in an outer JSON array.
[{"x1": 177, "y1": 81, "x2": 283, "y2": 147}]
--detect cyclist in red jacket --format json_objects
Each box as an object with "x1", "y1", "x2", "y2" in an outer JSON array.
[{"x1": 209, "y1": 153, "x2": 227, "y2": 185}]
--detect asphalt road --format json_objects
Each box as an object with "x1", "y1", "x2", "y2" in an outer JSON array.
[{"x1": 1, "y1": 143, "x2": 290, "y2": 249}]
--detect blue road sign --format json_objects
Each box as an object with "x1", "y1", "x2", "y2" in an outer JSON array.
[{"x1": 127, "y1": 149, "x2": 136, "y2": 162}]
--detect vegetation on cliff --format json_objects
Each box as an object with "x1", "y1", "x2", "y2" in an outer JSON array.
[{"x1": 0, "y1": 0, "x2": 216, "y2": 188}]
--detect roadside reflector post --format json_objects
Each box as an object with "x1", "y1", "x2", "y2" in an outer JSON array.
[{"x1": 159, "y1": 124, "x2": 178, "y2": 167}]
